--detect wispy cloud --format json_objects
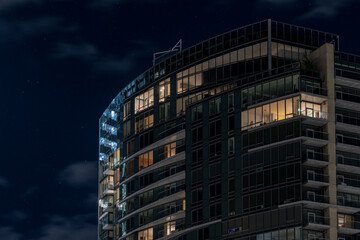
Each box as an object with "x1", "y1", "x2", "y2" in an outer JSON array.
[
  {"x1": 53, "y1": 41, "x2": 153, "y2": 75},
  {"x1": 0, "y1": 176, "x2": 8, "y2": 187},
  {"x1": 0, "y1": 227, "x2": 22, "y2": 240},
  {"x1": 259, "y1": 0, "x2": 355, "y2": 19},
  {"x1": 58, "y1": 161, "x2": 97, "y2": 187},
  {"x1": 7, "y1": 210, "x2": 29, "y2": 222},
  {"x1": 0, "y1": 16, "x2": 75, "y2": 43},
  {"x1": 0, "y1": 0, "x2": 41, "y2": 12},
  {"x1": 35, "y1": 214, "x2": 97, "y2": 240}
]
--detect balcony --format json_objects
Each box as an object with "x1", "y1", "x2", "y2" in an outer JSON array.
[
  {"x1": 303, "y1": 172, "x2": 329, "y2": 188},
  {"x1": 304, "y1": 215, "x2": 330, "y2": 231},
  {"x1": 301, "y1": 109, "x2": 328, "y2": 127},
  {"x1": 337, "y1": 176, "x2": 360, "y2": 195},
  {"x1": 338, "y1": 219, "x2": 360, "y2": 235},
  {"x1": 337, "y1": 155, "x2": 360, "y2": 174},
  {"x1": 301, "y1": 85, "x2": 328, "y2": 97},
  {"x1": 103, "y1": 183, "x2": 114, "y2": 195},
  {"x1": 303, "y1": 193, "x2": 330, "y2": 209},
  {"x1": 336, "y1": 115, "x2": 360, "y2": 135},
  {"x1": 302, "y1": 130, "x2": 329, "y2": 147},
  {"x1": 303, "y1": 151, "x2": 329, "y2": 168},
  {"x1": 336, "y1": 91, "x2": 360, "y2": 110},
  {"x1": 337, "y1": 197, "x2": 360, "y2": 214},
  {"x1": 337, "y1": 135, "x2": 360, "y2": 154}
]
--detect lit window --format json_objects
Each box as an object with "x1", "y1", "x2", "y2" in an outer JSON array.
[
  {"x1": 135, "y1": 87, "x2": 154, "y2": 114},
  {"x1": 159, "y1": 78, "x2": 170, "y2": 103}
]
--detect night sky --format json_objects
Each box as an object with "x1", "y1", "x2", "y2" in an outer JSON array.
[{"x1": 1, "y1": 0, "x2": 360, "y2": 239}]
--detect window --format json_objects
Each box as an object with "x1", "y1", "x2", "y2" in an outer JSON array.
[
  {"x1": 191, "y1": 105, "x2": 203, "y2": 122},
  {"x1": 191, "y1": 188, "x2": 203, "y2": 203},
  {"x1": 228, "y1": 137, "x2": 235, "y2": 154},
  {"x1": 138, "y1": 228, "x2": 153, "y2": 240},
  {"x1": 164, "y1": 221, "x2": 176, "y2": 236},
  {"x1": 209, "y1": 97, "x2": 221, "y2": 115},
  {"x1": 135, "y1": 87, "x2": 154, "y2": 114},
  {"x1": 210, "y1": 203, "x2": 221, "y2": 219},
  {"x1": 159, "y1": 78, "x2": 170, "y2": 102},
  {"x1": 192, "y1": 127, "x2": 203, "y2": 144},
  {"x1": 159, "y1": 102, "x2": 171, "y2": 122},
  {"x1": 127, "y1": 140, "x2": 135, "y2": 156},
  {"x1": 228, "y1": 93, "x2": 234, "y2": 111},
  {"x1": 139, "y1": 151, "x2": 154, "y2": 171},
  {"x1": 209, "y1": 120, "x2": 221, "y2": 137},
  {"x1": 209, "y1": 142, "x2": 221, "y2": 157},
  {"x1": 123, "y1": 101, "x2": 131, "y2": 120},
  {"x1": 126, "y1": 159, "x2": 135, "y2": 177},
  {"x1": 135, "y1": 111, "x2": 154, "y2": 134},
  {"x1": 164, "y1": 142, "x2": 176, "y2": 159},
  {"x1": 123, "y1": 120, "x2": 131, "y2": 138}
]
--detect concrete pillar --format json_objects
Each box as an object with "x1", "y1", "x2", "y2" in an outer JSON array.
[{"x1": 309, "y1": 43, "x2": 337, "y2": 240}]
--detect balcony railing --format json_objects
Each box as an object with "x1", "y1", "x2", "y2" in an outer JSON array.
[
  {"x1": 300, "y1": 109, "x2": 328, "y2": 120},
  {"x1": 338, "y1": 219, "x2": 360, "y2": 230},
  {"x1": 303, "y1": 151, "x2": 329, "y2": 162},
  {"x1": 338, "y1": 177, "x2": 360, "y2": 188},
  {"x1": 337, "y1": 155, "x2": 360, "y2": 168},
  {"x1": 304, "y1": 194, "x2": 329, "y2": 204},
  {"x1": 336, "y1": 91, "x2": 360, "y2": 104},
  {"x1": 338, "y1": 197, "x2": 360, "y2": 208},
  {"x1": 305, "y1": 215, "x2": 330, "y2": 225},
  {"x1": 337, "y1": 135, "x2": 360, "y2": 146},
  {"x1": 304, "y1": 172, "x2": 329, "y2": 184},
  {"x1": 302, "y1": 130, "x2": 329, "y2": 141},
  {"x1": 337, "y1": 115, "x2": 360, "y2": 127},
  {"x1": 301, "y1": 85, "x2": 328, "y2": 96}
]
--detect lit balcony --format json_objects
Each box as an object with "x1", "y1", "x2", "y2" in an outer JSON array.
[
  {"x1": 338, "y1": 219, "x2": 360, "y2": 235},
  {"x1": 337, "y1": 176, "x2": 360, "y2": 195},
  {"x1": 303, "y1": 172, "x2": 329, "y2": 188},
  {"x1": 337, "y1": 155, "x2": 360, "y2": 174},
  {"x1": 302, "y1": 130, "x2": 329, "y2": 147},
  {"x1": 103, "y1": 183, "x2": 114, "y2": 195},
  {"x1": 304, "y1": 215, "x2": 330, "y2": 231},
  {"x1": 303, "y1": 151, "x2": 329, "y2": 168}
]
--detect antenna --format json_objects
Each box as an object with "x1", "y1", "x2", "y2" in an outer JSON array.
[{"x1": 153, "y1": 39, "x2": 182, "y2": 66}]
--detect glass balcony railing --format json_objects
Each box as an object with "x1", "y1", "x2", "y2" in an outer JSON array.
[
  {"x1": 304, "y1": 194, "x2": 329, "y2": 204},
  {"x1": 337, "y1": 115, "x2": 360, "y2": 127},
  {"x1": 337, "y1": 135, "x2": 360, "y2": 146},
  {"x1": 103, "y1": 183, "x2": 114, "y2": 193},
  {"x1": 338, "y1": 219, "x2": 360, "y2": 229},
  {"x1": 336, "y1": 91, "x2": 360, "y2": 104},
  {"x1": 300, "y1": 109, "x2": 328, "y2": 120},
  {"x1": 338, "y1": 177, "x2": 360, "y2": 188},
  {"x1": 303, "y1": 151, "x2": 329, "y2": 162},
  {"x1": 304, "y1": 215, "x2": 330, "y2": 225},
  {"x1": 302, "y1": 130, "x2": 329, "y2": 141},
  {"x1": 304, "y1": 172, "x2": 329, "y2": 184},
  {"x1": 337, "y1": 155, "x2": 360, "y2": 168},
  {"x1": 301, "y1": 85, "x2": 328, "y2": 96},
  {"x1": 338, "y1": 197, "x2": 360, "y2": 208}
]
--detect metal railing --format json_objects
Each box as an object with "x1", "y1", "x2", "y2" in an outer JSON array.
[
  {"x1": 301, "y1": 84, "x2": 328, "y2": 96},
  {"x1": 300, "y1": 109, "x2": 328, "y2": 120},
  {"x1": 337, "y1": 114, "x2": 360, "y2": 127},
  {"x1": 336, "y1": 91, "x2": 360, "y2": 104},
  {"x1": 303, "y1": 151, "x2": 329, "y2": 162},
  {"x1": 337, "y1": 135, "x2": 360, "y2": 146},
  {"x1": 304, "y1": 172, "x2": 329, "y2": 183},
  {"x1": 337, "y1": 177, "x2": 360, "y2": 188},
  {"x1": 302, "y1": 130, "x2": 329, "y2": 140},
  {"x1": 304, "y1": 194, "x2": 329, "y2": 203},
  {"x1": 305, "y1": 215, "x2": 330, "y2": 225},
  {"x1": 337, "y1": 155, "x2": 360, "y2": 168},
  {"x1": 338, "y1": 197, "x2": 360, "y2": 208},
  {"x1": 338, "y1": 219, "x2": 360, "y2": 229}
]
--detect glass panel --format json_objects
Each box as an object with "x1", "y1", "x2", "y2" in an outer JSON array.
[
  {"x1": 263, "y1": 104, "x2": 270, "y2": 124},
  {"x1": 278, "y1": 100, "x2": 285, "y2": 120},
  {"x1": 270, "y1": 102, "x2": 277, "y2": 122},
  {"x1": 245, "y1": 46, "x2": 252, "y2": 59},
  {"x1": 253, "y1": 44, "x2": 260, "y2": 58},
  {"x1": 261, "y1": 42, "x2": 267, "y2": 56},
  {"x1": 230, "y1": 50, "x2": 237, "y2": 63},
  {"x1": 286, "y1": 98, "x2": 293, "y2": 118},
  {"x1": 256, "y1": 107, "x2": 262, "y2": 125},
  {"x1": 242, "y1": 110, "x2": 248, "y2": 129},
  {"x1": 249, "y1": 108, "x2": 255, "y2": 127},
  {"x1": 238, "y1": 48, "x2": 245, "y2": 61}
]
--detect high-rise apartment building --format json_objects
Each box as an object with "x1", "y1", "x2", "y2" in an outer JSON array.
[{"x1": 98, "y1": 19, "x2": 360, "y2": 240}]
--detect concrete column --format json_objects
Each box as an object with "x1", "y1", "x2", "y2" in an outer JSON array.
[{"x1": 309, "y1": 43, "x2": 337, "y2": 240}]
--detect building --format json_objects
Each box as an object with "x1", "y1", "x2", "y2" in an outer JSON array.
[{"x1": 98, "y1": 19, "x2": 360, "y2": 240}]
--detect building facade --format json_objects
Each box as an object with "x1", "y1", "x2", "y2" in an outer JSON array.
[{"x1": 98, "y1": 19, "x2": 360, "y2": 240}]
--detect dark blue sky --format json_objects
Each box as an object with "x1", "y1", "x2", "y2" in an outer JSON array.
[{"x1": 0, "y1": 0, "x2": 359, "y2": 239}]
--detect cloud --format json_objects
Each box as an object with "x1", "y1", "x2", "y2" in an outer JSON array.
[
  {"x1": 0, "y1": 16, "x2": 69, "y2": 42},
  {"x1": 0, "y1": 227, "x2": 22, "y2": 240},
  {"x1": 260, "y1": 0, "x2": 355, "y2": 19},
  {"x1": 84, "y1": 192, "x2": 98, "y2": 208},
  {"x1": 53, "y1": 41, "x2": 153, "y2": 75},
  {"x1": 0, "y1": 176, "x2": 8, "y2": 187},
  {"x1": 35, "y1": 214, "x2": 97, "y2": 240},
  {"x1": 0, "y1": 0, "x2": 41, "y2": 11},
  {"x1": 299, "y1": 0, "x2": 353, "y2": 19},
  {"x1": 53, "y1": 42, "x2": 99, "y2": 60},
  {"x1": 58, "y1": 161, "x2": 97, "y2": 187},
  {"x1": 7, "y1": 210, "x2": 29, "y2": 222}
]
